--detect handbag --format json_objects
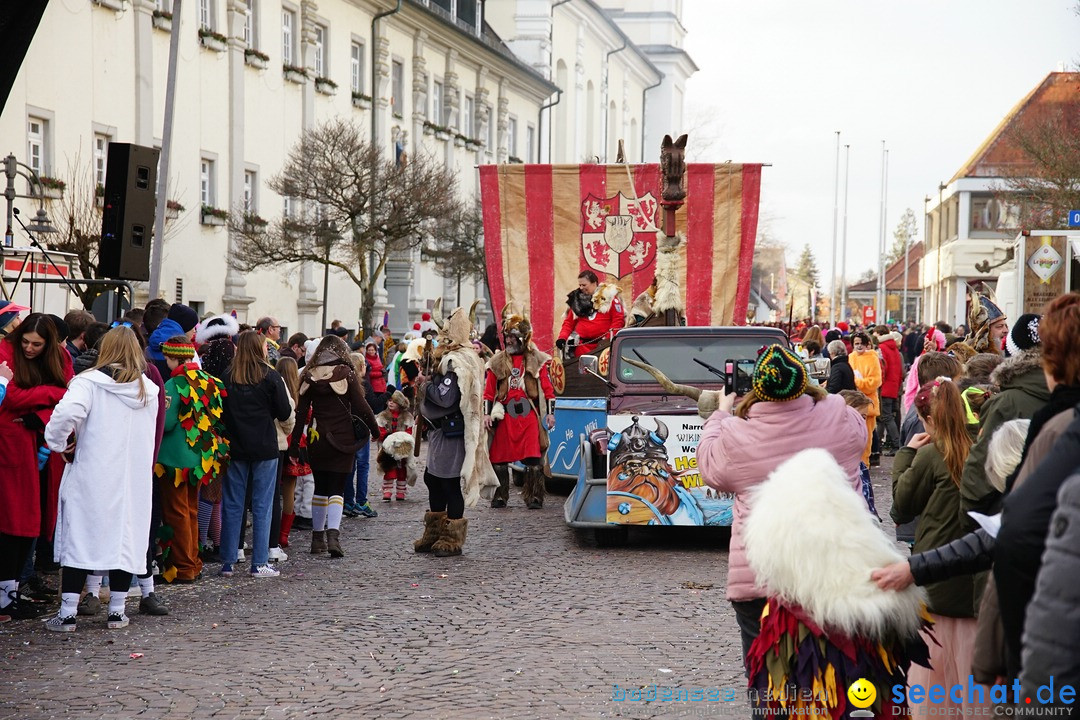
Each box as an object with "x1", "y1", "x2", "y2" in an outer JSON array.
[{"x1": 336, "y1": 395, "x2": 369, "y2": 442}]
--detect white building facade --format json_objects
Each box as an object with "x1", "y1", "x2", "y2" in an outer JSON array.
[{"x1": 1, "y1": 0, "x2": 693, "y2": 336}]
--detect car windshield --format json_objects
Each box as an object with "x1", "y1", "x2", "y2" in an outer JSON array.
[{"x1": 613, "y1": 335, "x2": 786, "y2": 385}]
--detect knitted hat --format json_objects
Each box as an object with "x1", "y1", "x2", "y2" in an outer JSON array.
[
  {"x1": 836, "y1": 321, "x2": 849, "y2": 334},
  {"x1": 1005, "y1": 314, "x2": 1041, "y2": 357},
  {"x1": 388, "y1": 390, "x2": 410, "y2": 410},
  {"x1": 161, "y1": 339, "x2": 196, "y2": 359},
  {"x1": 167, "y1": 303, "x2": 200, "y2": 333},
  {"x1": 195, "y1": 313, "x2": 240, "y2": 345},
  {"x1": 752, "y1": 344, "x2": 809, "y2": 403}
]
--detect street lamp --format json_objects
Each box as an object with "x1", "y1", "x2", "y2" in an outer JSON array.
[
  {"x1": 318, "y1": 218, "x2": 338, "y2": 335},
  {"x1": 4, "y1": 153, "x2": 58, "y2": 248}
]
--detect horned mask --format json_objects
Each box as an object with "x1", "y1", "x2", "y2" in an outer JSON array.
[{"x1": 501, "y1": 302, "x2": 532, "y2": 356}]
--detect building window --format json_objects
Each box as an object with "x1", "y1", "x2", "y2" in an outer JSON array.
[
  {"x1": 432, "y1": 80, "x2": 444, "y2": 124},
  {"x1": 243, "y1": 0, "x2": 258, "y2": 48},
  {"x1": 198, "y1": 0, "x2": 212, "y2": 29},
  {"x1": 350, "y1": 41, "x2": 364, "y2": 94},
  {"x1": 200, "y1": 158, "x2": 214, "y2": 206},
  {"x1": 27, "y1": 117, "x2": 45, "y2": 176},
  {"x1": 243, "y1": 171, "x2": 257, "y2": 212},
  {"x1": 526, "y1": 125, "x2": 535, "y2": 163},
  {"x1": 283, "y1": 195, "x2": 293, "y2": 218},
  {"x1": 391, "y1": 60, "x2": 404, "y2": 116},
  {"x1": 94, "y1": 133, "x2": 110, "y2": 188},
  {"x1": 463, "y1": 95, "x2": 474, "y2": 138},
  {"x1": 313, "y1": 26, "x2": 326, "y2": 77},
  {"x1": 282, "y1": 10, "x2": 295, "y2": 66},
  {"x1": 508, "y1": 116, "x2": 518, "y2": 158}
]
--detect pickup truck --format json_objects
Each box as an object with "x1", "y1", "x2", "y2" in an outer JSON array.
[{"x1": 561, "y1": 325, "x2": 792, "y2": 545}]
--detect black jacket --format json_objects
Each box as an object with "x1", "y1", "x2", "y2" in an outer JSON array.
[
  {"x1": 909, "y1": 528, "x2": 995, "y2": 587},
  {"x1": 826, "y1": 355, "x2": 856, "y2": 394},
  {"x1": 995, "y1": 405, "x2": 1080, "y2": 680},
  {"x1": 222, "y1": 368, "x2": 293, "y2": 461}
]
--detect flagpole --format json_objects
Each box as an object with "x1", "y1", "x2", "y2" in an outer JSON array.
[
  {"x1": 876, "y1": 141, "x2": 887, "y2": 323},
  {"x1": 840, "y1": 144, "x2": 850, "y2": 324},
  {"x1": 829, "y1": 131, "x2": 840, "y2": 327}
]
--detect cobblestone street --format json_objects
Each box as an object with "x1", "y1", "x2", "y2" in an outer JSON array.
[{"x1": 0, "y1": 461, "x2": 899, "y2": 720}]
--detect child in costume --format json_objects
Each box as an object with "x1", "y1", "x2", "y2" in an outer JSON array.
[
  {"x1": 376, "y1": 390, "x2": 414, "y2": 501},
  {"x1": 155, "y1": 337, "x2": 229, "y2": 583}
]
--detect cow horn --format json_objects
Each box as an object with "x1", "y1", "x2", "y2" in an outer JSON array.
[
  {"x1": 468, "y1": 299, "x2": 480, "y2": 327},
  {"x1": 431, "y1": 297, "x2": 444, "y2": 327},
  {"x1": 654, "y1": 418, "x2": 668, "y2": 441},
  {"x1": 621, "y1": 357, "x2": 703, "y2": 400}
]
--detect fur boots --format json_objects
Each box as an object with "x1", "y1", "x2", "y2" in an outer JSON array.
[
  {"x1": 491, "y1": 463, "x2": 510, "y2": 508},
  {"x1": 432, "y1": 518, "x2": 468, "y2": 557},
  {"x1": 279, "y1": 513, "x2": 294, "y2": 549},
  {"x1": 413, "y1": 511, "x2": 447, "y2": 553},
  {"x1": 326, "y1": 529, "x2": 344, "y2": 558},
  {"x1": 522, "y1": 465, "x2": 546, "y2": 510},
  {"x1": 310, "y1": 530, "x2": 327, "y2": 554}
]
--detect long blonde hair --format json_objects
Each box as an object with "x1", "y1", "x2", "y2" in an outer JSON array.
[
  {"x1": 915, "y1": 379, "x2": 972, "y2": 487},
  {"x1": 93, "y1": 326, "x2": 149, "y2": 403},
  {"x1": 276, "y1": 356, "x2": 300, "y2": 402},
  {"x1": 229, "y1": 330, "x2": 270, "y2": 385}
]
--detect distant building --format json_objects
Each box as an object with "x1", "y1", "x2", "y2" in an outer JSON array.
[
  {"x1": 846, "y1": 241, "x2": 923, "y2": 324},
  {"x1": 921, "y1": 71, "x2": 1079, "y2": 326}
]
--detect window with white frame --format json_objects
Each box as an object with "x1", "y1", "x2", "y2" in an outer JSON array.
[
  {"x1": 198, "y1": 0, "x2": 212, "y2": 29},
  {"x1": 526, "y1": 125, "x2": 535, "y2": 163},
  {"x1": 282, "y1": 10, "x2": 295, "y2": 66},
  {"x1": 313, "y1": 25, "x2": 326, "y2": 77},
  {"x1": 94, "y1": 133, "x2": 110, "y2": 188},
  {"x1": 432, "y1": 80, "x2": 444, "y2": 124},
  {"x1": 508, "y1": 116, "x2": 518, "y2": 158},
  {"x1": 27, "y1": 117, "x2": 45, "y2": 176},
  {"x1": 200, "y1": 158, "x2": 215, "y2": 206},
  {"x1": 283, "y1": 195, "x2": 293, "y2": 218},
  {"x1": 243, "y1": 0, "x2": 258, "y2": 48},
  {"x1": 463, "y1": 95, "x2": 474, "y2": 138},
  {"x1": 350, "y1": 42, "x2": 364, "y2": 94},
  {"x1": 391, "y1": 60, "x2": 404, "y2": 116},
  {"x1": 243, "y1": 171, "x2": 257, "y2": 212}
]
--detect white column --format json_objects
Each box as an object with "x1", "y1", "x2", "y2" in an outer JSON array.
[{"x1": 222, "y1": 0, "x2": 255, "y2": 319}]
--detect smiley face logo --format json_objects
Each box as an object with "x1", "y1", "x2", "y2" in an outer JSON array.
[{"x1": 847, "y1": 678, "x2": 877, "y2": 709}]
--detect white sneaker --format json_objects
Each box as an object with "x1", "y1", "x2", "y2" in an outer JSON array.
[
  {"x1": 268, "y1": 547, "x2": 288, "y2": 563},
  {"x1": 250, "y1": 564, "x2": 280, "y2": 578},
  {"x1": 236, "y1": 548, "x2": 246, "y2": 563}
]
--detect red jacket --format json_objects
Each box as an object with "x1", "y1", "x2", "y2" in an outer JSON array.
[
  {"x1": 878, "y1": 337, "x2": 903, "y2": 400},
  {"x1": 557, "y1": 299, "x2": 625, "y2": 356},
  {"x1": 0, "y1": 339, "x2": 73, "y2": 538}
]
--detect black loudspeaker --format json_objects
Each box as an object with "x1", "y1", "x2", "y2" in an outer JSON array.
[{"x1": 98, "y1": 143, "x2": 159, "y2": 281}]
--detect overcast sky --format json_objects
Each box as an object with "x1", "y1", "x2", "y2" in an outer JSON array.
[{"x1": 682, "y1": 0, "x2": 1080, "y2": 286}]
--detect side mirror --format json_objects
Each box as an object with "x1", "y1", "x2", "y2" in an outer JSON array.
[{"x1": 579, "y1": 354, "x2": 599, "y2": 376}]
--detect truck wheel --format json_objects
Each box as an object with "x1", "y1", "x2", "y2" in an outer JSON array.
[{"x1": 594, "y1": 526, "x2": 628, "y2": 548}]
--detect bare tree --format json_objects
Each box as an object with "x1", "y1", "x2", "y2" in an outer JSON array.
[
  {"x1": 886, "y1": 208, "x2": 919, "y2": 265},
  {"x1": 230, "y1": 119, "x2": 462, "y2": 334},
  {"x1": 422, "y1": 195, "x2": 486, "y2": 305},
  {"x1": 993, "y1": 105, "x2": 1080, "y2": 229}
]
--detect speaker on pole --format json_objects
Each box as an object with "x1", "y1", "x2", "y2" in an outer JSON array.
[{"x1": 98, "y1": 143, "x2": 159, "y2": 282}]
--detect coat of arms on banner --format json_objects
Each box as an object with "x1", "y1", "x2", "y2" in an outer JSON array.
[{"x1": 581, "y1": 192, "x2": 658, "y2": 278}]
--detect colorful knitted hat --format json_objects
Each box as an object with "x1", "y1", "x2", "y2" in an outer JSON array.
[
  {"x1": 161, "y1": 339, "x2": 196, "y2": 359},
  {"x1": 752, "y1": 344, "x2": 809, "y2": 403},
  {"x1": 1005, "y1": 314, "x2": 1041, "y2": 357}
]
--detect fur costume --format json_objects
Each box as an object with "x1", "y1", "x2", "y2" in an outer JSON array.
[
  {"x1": 591, "y1": 282, "x2": 621, "y2": 314},
  {"x1": 435, "y1": 308, "x2": 499, "y2": 506},
  {"x1": 377, "y1": 430, "x2": 417, "y2": 486},
  {"x1": 744, "y1": 449, "x2": 931, "y2": 719},
  {"x1": 652, "y1": 231, "x2": 685, "y2": 317},
  {"x1": 964, "y1": 292, "x2": 1006, "y2": 355},
  {"x1": 195, "y1": 314, "x2": 240, "y2": 346},
  {"x1": 626, "y1": 285, "x2": 657, "y2": 326}
]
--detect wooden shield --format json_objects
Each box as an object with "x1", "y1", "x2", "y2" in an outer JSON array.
[{"x1": 550, "y1": 354, "x2": 565, "y2": 395}]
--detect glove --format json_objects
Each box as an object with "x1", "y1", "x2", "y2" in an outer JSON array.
[
  {"x1": 555, "y1": 339, "x2": 566, "y2": 350},
  {"x1": 20, "y1": 413, "x2": 45, "y2": 432},
  {"x1": 37, "y1": 446, "x2": 51, "y2": 470}
]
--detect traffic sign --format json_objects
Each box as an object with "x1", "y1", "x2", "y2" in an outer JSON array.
[{"x1": 1069, "y1": 210, "x2": 1080, "y2": 227}]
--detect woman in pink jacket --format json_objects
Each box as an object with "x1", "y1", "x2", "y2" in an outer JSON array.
[{"x1": 697, "y1": 344, "x2": 868, "y2": 673}]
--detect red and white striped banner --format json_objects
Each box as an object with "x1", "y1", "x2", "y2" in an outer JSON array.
[{"x1": 479, "y1": 163, "x2": 762, "y2": 352}]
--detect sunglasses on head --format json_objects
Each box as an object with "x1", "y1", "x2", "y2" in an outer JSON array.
[{"x1": 111, "y1": 321, "x2": 133, "y2": 329}]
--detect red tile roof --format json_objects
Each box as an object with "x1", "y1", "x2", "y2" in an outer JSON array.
[{"x1": 847, "y1": 241, "x2": 924, "y2": 293}]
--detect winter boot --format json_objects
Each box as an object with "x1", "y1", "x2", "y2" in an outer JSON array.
[
  {"x1": 491, "y1": 463, "x2": 510, "y2": 508},
  {"x1": 326, "y1": 529, "x2": 344, "y2": 558},
  {"x1": 382, "y1": 474, "x2": 393, "y2": 502},
  {"x1": 413, "y1": 511, "x2": 447, "y2": 553},
  {"x1": 522, "y1": 465, "x2": 546, "y2": 510},
  {"x1": 279, "y1": 513, "x2": 295, "y2": 549},
  {"x1": 395, "y1": 475, "x2": 407, "y2": 502},
  {"x1": 432, "y1": 518, "x2": 468, "y2": 557},
  {"x1": 310, "y1": 531, "x2": 327, "y2": 554}
]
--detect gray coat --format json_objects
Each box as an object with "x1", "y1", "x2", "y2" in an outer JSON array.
[{"x1": 1019, "y1": 471, "x2": 1080, "y2": 698}]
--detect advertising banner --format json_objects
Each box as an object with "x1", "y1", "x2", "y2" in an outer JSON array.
[{"x1": 605, "y1": 414, "x2": 734, "y2": 526}]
